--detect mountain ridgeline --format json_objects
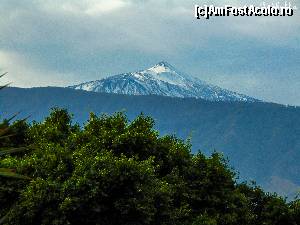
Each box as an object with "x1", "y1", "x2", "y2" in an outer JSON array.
[
  {"x1": 1, "y1": 87, "x2": 299, "y2": 198},
  {"x1": 69, "y1": 61, "x2": 258, "y2": 102}
]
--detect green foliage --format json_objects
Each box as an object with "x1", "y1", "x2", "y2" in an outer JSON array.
[
  {"x1": 0, "y1": 76, "x2": 30, "y2": 223},
  {"x1": 289, "y1": 199, "x2": 300, "y2": 224},
  {"x1": 0, "y1": 109, "x2": 299, "y2": 225},
  {"x1": 0, "y1": 119, "x2": 30, "y2": 178},
  {"x1": 0, "y1": 76, "x2": 30, "y2": 179}
]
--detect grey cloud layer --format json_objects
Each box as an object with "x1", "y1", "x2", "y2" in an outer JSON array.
[{"x1": 0, "y1": 0, "x2": 299, "y2": 105}]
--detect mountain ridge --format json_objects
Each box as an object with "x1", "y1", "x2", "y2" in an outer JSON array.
[{"x1": 69, "y1": 61, "x2": 259, "y2": 102}]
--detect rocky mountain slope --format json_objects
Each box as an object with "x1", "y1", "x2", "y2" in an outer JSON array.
[{"x1": 69, "y1": 62, "x2": 258, "y2": 102}]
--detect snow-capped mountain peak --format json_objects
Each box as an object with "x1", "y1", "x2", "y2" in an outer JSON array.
[
  {"x1": 68, "y1": 62, "x2": 258, "y2": 102},
  {"x1": 146, "y1": 61, "x2": 174, "y2": 74},
  {"x1": 140, "y1": 61, "x2": 189, "y2": 87}
]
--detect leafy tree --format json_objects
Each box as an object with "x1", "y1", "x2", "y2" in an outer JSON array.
[
  {"x1": 289, "y1": 198, "x2": 300, "y2": 224},
  {"x1": 0, "y1": 74, "x2": 30, "y2": 178},
  {"x1": 0, "y1": 109, "x2": 298, "y2": 225},
  {"x1": 0, "y1": 74, "x2": 31, "y2": 224}
]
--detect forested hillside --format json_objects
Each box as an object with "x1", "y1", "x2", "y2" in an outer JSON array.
[
  {"x1": 0, "y1": 109, "x2": 299, "y2": 225},
  {"x1": 1, "y1": 87, "x2": 300, "y2": 198}
]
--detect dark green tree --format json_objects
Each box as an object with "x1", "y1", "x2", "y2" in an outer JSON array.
[{"x1": 0, "y1": 109, "x2": 298, "y2": 225}]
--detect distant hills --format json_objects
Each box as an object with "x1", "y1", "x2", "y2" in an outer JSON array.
[
  {"x1": 1, "y1": 87, "x2": 299, "y2": 198},
  {"x1": 69, "y1": 61, "x2": 258, "y2": 102}
]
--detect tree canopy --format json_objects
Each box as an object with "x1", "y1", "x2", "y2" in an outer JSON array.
[{"x1": 0, "y1": 109, "x2": 299, "y2": 225}]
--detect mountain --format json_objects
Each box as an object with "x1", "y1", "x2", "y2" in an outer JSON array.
[
  {"x1": 69, "y1": 61, "x2": 258, "y2": 102},
  {"x1": 1, "y1": 87, "x2": 299, "y2": 199}
]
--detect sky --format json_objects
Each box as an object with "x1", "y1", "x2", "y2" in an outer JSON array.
[{"x1": 0, "y1": 0, "x2": 299, "y2": 105}]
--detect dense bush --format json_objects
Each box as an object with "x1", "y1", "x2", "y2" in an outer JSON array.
[{"x1": 0, "y1": 109, "x2": 299, "y2": 225}]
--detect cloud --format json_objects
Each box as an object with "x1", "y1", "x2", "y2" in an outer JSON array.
[
  {"x1": 0, "y1": 50, "x2": 72, "y2": 87},
  {"x1": 0, "y1": 0, "x2": 299, "y2": 105},
  {"x1": 41, "y1": 0, "x2": 129, "y2": 15}
]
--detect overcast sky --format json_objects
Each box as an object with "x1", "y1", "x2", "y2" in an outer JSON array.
[{"x1": 0, "y1": 0, "x2": 299, "y2": 105}]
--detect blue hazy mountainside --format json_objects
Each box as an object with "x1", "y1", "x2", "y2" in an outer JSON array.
[{"x1": 1, "y1": 87, "x2": 299, "y2": 198}]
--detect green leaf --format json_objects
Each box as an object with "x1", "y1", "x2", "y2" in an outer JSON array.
[
  {"x1": 0, "y1": 168, "x2": 31, "y2": 180},
  {"x1": 0, "y1": 147, "x2": 29, "y2": 156}
]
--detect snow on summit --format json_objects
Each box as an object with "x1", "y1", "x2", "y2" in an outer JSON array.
[
  {"x1": 147, "y1": 61, "x2": 173, "y2": 74},
  {"x1": 68, "y1": 62, "x2": 258, "y2": 102}
]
